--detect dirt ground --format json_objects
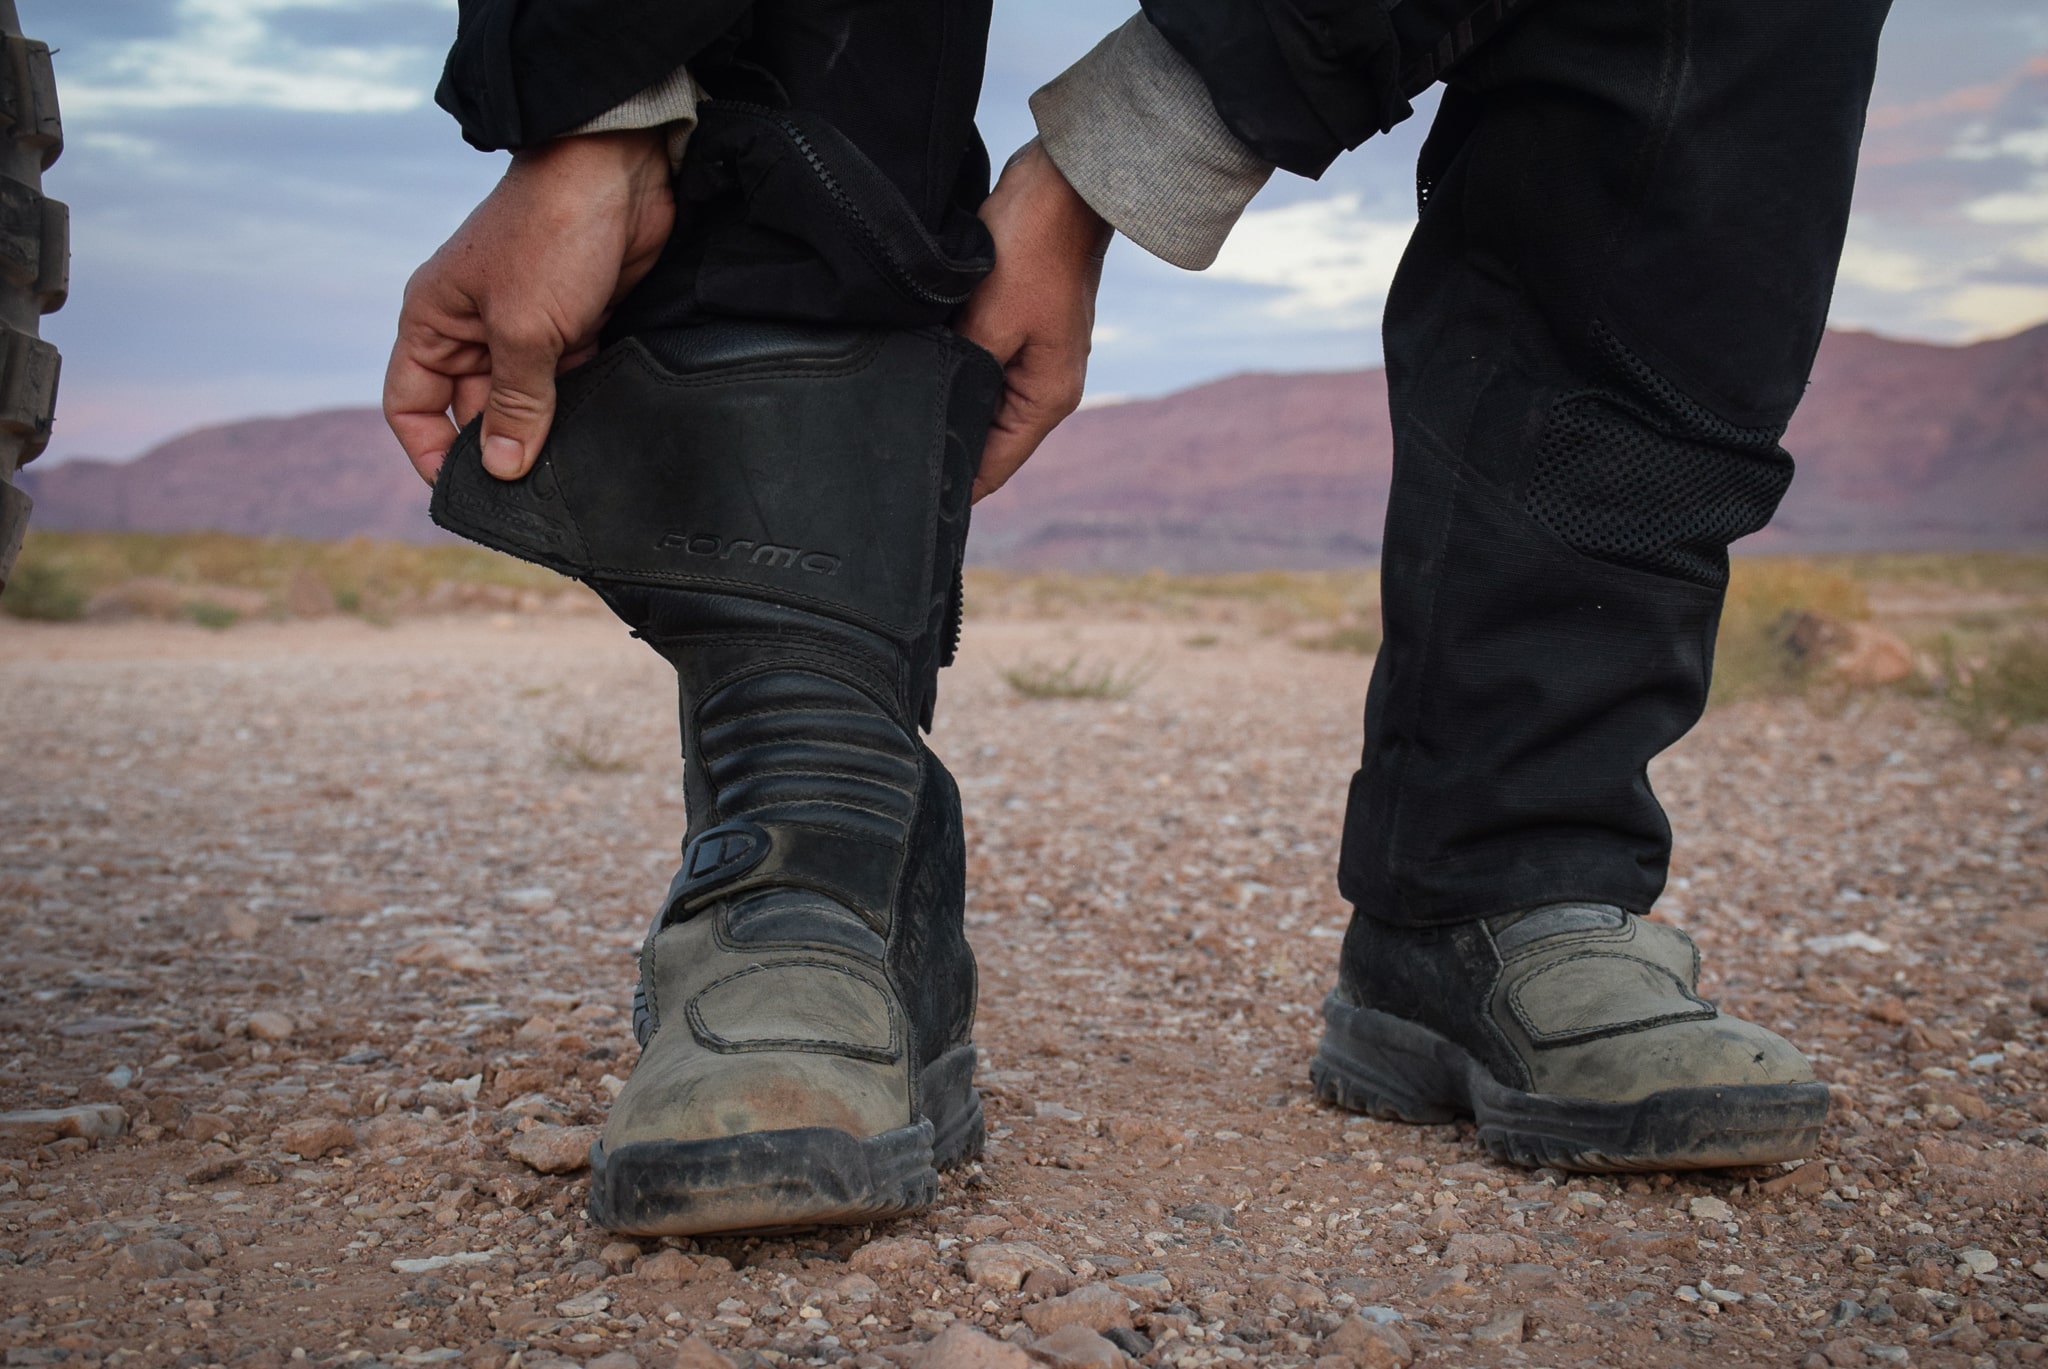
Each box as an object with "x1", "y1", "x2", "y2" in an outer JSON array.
[{"x1": 1, "y1": 611, "x2": 2044, "y2": 1369}]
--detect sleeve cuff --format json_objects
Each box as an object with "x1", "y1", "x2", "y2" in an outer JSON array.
[
  {"x1": 1030, "y1": 14, "x2": 1274, "y2": 271},
  {"x1": 569, "y1": 64, "x2": 704, "y2": 170}
]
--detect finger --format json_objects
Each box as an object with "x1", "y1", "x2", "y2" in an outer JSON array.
[
  {"x1": 477, "y1": 321, "x2": 563, "y2": 480},
  {"x1": 971, "y1": 362, "x2": 1083, "y2": 503},
  {"x1": 452, "y1": 373, "x2": 491, "y2": 430},
  {"x1": 382, "y1": 343, "x2": 459, "y2": 486}
]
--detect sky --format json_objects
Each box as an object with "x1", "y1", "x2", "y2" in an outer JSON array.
[{"x1": 30, "y1": 0, "x2": 2048, "y2": 464}]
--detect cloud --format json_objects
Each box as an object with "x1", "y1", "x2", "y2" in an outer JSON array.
[
  {"x1": 1940, "y1": 282, "x2": 2048, "y2": 332},
  {"x1": 58, "y1": 0, "x2": 448, "y2": 116},
  {"x1": 1836, "y1": 238, "x2": 1932, "y2": 292},
  {"x1": 1207, "y1": 194, "x2": 1416, "y2": 324}
]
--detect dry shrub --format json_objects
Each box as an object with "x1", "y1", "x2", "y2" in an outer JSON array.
[
  {"x1": 1942, "y1": 634, "x2": 2048, "y2": 743},
  {"x1": 0, "y1": 561, "x2": 87, "y2": 620},
  {"x1": 1709, "y1": 558, "x2": 1871, "y2": 705},
  {"x1": 1001, "y1": 655, "x2": 1151, "y2": 701}
]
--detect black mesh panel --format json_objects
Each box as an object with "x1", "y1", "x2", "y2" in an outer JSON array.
[{"x1": 1525, "y1": 322, "x2": 1794, "y2": 588}]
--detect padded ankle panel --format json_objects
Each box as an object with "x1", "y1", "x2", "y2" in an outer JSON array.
[{"x1": 431, "y1": 324, "x2": 1000, "y2": 649}]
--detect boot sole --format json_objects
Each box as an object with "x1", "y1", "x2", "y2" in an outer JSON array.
[
  {"x1": 1311, "y1": 994, "x2": 1828, "y2": 1172},
  {"x1": 587, "y1": 1044, "x2": 983, "y2": 1236}
]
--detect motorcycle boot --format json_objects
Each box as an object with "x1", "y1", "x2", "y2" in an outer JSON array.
[
  {"x1": 431, "y1": 320, "x2": 1002, "y2": 1234},
  {"x1": 1313, "y1": 904, "x2": 1828, "y2": 1171}
]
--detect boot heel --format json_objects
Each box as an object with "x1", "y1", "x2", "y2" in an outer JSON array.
[
  {"x1": 919, "y1": 1042, "x2": 984, "y2": 1169},
  {"x1": 1312, "y1": 994, "x2": 1471, "y2": 1125}
]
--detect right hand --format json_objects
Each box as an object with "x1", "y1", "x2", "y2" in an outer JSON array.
[{"x1": 383, "y1": 129, "x2": 675, "y2": 485}]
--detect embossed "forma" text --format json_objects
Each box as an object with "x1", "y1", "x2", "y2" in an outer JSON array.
[{"x1": 658, "y1": 531, "x2": 842, "y2": 576}]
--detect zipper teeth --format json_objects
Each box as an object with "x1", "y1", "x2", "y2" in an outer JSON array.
[{"x1": 723, "y1": 102, "x2": 968, "y2": 308}]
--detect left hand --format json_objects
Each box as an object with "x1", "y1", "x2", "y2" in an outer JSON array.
[{"x1": 954, "y1": 139, "x2": 1114, "y2": 503}]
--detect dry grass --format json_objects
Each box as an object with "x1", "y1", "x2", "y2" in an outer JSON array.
[
  {"x1": 544, "y1": 719, "x2": 641, "y2": 773},
  {"x1": 1000, "y1": 654, "x2": 1153, "y2": 701},
  {"x1": 2, "y1": 528, "x2": 574, "y2": 623}
]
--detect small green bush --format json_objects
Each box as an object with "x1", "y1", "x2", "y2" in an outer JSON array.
[
  {"x1": 1001, "y1": 655, "x2": 1151, "y2": 701},
  {"x1": 185, "y1": 600, "x2": 240, "y2": 630},
  {"x1": 0, "y1": 561, "x2": 88, "y2": 621},
  {"x1": 1945, "y1": 634, "x2": 2048, "y2": 743},
  {"x1": 1295, "y1": 625, "x2": 1382, "y2": 655}
]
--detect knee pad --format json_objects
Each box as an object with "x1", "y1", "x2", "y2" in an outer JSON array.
[
  {"x1": 1524, "y1": 322, "x2": 1793, "y2": 588},
  {"x1": 430, "y1": 322, "x2": 1003, "y2": 728}
]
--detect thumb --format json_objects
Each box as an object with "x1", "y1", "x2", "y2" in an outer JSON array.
[{"x1": 478, "y1": 325, "x2": 561, "y2": 480}]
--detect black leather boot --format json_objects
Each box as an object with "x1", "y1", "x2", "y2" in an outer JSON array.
[
  {"x1": 1313, "y1": 905, "x2": 1828, "y2": 1171},
  {"x1": 432, "y1": 321, "x2": 1001, "y2": 1234}
]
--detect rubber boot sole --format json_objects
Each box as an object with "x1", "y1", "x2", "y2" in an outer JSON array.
[
  {"x1": 587, "y1": 1045, "x2": 983, "y2": 1236},
  {"x1": 1311, "y1": 994, "x2": 1829, "y2": 1172}
]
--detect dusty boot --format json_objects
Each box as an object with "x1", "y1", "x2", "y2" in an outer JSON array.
[
  {"x1": 430, "y1": 321, "x2": 1001, "y2": 1234},
  {"x1": 1312, "y1": 904, "x2": 1827, "y2": 1170}
]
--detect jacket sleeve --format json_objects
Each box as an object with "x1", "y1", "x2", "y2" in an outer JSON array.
[
  {"x1": 1136, "y1": 0, "x2": 1413, "y2": 178},
  {"x1": 1030, "y1": 15, "x2": 1273, "y2": 271},
  {"x1": 435, "y1": 0, "x2": 751, "y2": 152}
]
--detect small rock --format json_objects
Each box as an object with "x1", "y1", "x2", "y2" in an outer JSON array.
[
  {"x1": 1442, "y1": 1232, "x2": 1520, "y2": 1264},
  {"x1": 1596, "y1": 1229, "x2": 1695, "y2": 1262},
  {"x1": 1172, "y1": 1201, "x2": 1236, "y2": 1228},
  {"x1": 1021, "y1": 1283, "x2": 1130, "y2": 1335},
  {"x1": 112, "y1": 1239, "x2": 203, "y2": 1280},
  {"x1": 245, "y1": 1011, "x2": 295, "y2": 1042},
  {"x1": 181, "y1": 1113, "x2": 233, "y2": 1143},
  {"x1": 672, "y1": 1335, "x2": 737, "y2": 1369},
  {"x1": 1761, "y1": 1161, "x2": 1830, "y2": 1196},
  {"x1": 395, "y1": 937, "x2": 494, "y2": 974},
  {"x1": 389, "y1": 1251, "x2": 495, "y2": 1275},
  {"x1": 847, "y1": 1235, "x2": 935, "y2": 1275},
  {"x1": 183, "y1": 1151, "x2": 241, "y2": 1184},
  {"x1": 833, "y1": 1272, "x2": 880, "y2": 1302},
  {"x1": 1111, "y1": 1270, "x2": 1172, "y2": 1305},
  {"x1": 275, "y1": 1118, "x2": 354, "y2": 1158},
  {"x1": 911, "y1": 1323, "x2": 1031, "y2": 1368},
  {"x1": 1321, "y1": 1313, "x2": 1414, "y2": 1367},
  {"x1": 964, "y1": 1240, "x2": 1070, "y2": 1291},
  {"x1": 582, "y1": 1354, "x2": 639, "y2": 1369},
  {"x1": 1026, "y1": 1324, "x2": 1130, "y2": 1368},
  {"x1": 635, "y1": 1248, "x2": 698, "y2": 1283},
  {"x1": 1416, "y1": 1265, "x2": 1476, "y2": 1299},
  {"x1": 1688, "y1": 1195, "x2": 1735, "y2": 1222},
  {"x1": 554, "y1": 1289, "x2": 610, "y2": 1319},
  {"x1": 1470, "y1": 1309, "x2": 1525, "y2": 1345},
  {"x1": 1023, "y1": 1267, "x2": 1072, "y2": 1299},
  {"x1": 506, "y1": 1124, "x2": 597, "y2": 1174},
  {"x1": 1956, "y1": 1248, "x2": 1998, "y2": 1277},
  {"x1": 1101, "y1": 1327, "x2": 1152, "y2": 1359},
  {"x1": 0, "y1": 1105, "x2": 127, "y2": 1145},
  {"x1": 597, "y1": 1240, "x2": 641, "y2": 1275},
  {"x1": 1865, "y1": 1348, "x2": 1910, "y2": 1366},
  {"x1": 962, "y1": 1214, "x2": 1013, "y2": 1238}
]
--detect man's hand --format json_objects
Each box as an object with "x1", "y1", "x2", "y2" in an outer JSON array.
[
  {"x1": 955, "y1": 140, "x2": 1113, "y2": 504},
  {"x1": 384, "y1": 130, "x2": 675, "y2": 485}
]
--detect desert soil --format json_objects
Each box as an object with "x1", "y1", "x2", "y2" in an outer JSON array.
[{"x1": 0, "y1": 612, "x2": 2045, "y2": 1369}]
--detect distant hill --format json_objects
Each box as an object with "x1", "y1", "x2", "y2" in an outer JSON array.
[{"x1": 22, "y1": 325, "x2": 2048, "y2": 569}]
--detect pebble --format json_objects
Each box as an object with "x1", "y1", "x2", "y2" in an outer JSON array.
[
  {"x1": 1021, "y1": 1283, "x2": 1130, "y2": 1335},
  {"x1": 274, "y1": 1118, "x2": 354, "y2": 1158},
  {"x1": 1172, "y1": 1201, "x2": 1236, "y2": 1228},
  {"x1": 389, "y1": 1252, "x2": 496, "y2": 1275},
  {"x1": 1026, "y1": 1324, "x2": 1130, "y2": 1368},
  {"x1": 394, "y1": 937, "x2": 494, "y2": 974},
  {"x1": 1320, "y1": 1313, "x2": 1414, "y2": 1367},
  {"x1": 582, "y1": 1354, "x2": 639, "y2": 1369},
  {"x1": 0, "y1": 1105, "x2": 127, "y2": 1144},
  {"x1": 112, "y1": 1239, "x2": 203, "y2": 1280},
  {"x1": 1956, "y1": 1248, "x2": 1998, "y2": 1276},
  {"x1": 245, "y1": 1011, "x2": 295, "y2": 1041},
  {"x1": 635, "y1": 1248, "x2": 698, "y2": 1283},
  {"x1": 1688, "y1": 1195, "x2": 1735, "y2": 1222},
  {"x1": 847, "y1": 1235, "x2": 935, "y2": 1274},
  {"x1": 672, "y1": 1336, "x2": 738, "y2": 1369},
  {"x1": 554, "y1": 1289, "x2": 610, "y2": 1319},
  {"x1": 963, "y1": 1240, "x2": 1068, "y2": 1291},
  {"x1": 910, "y1": 1323, "x2": 1031, "y2": 1368},
  {"x1": 505, "y1": 1123, "x2": 598, "y2": 1174},
  {"x1": 597, "y1": 1240, "x2": 640, "y2": 1274},
  {"x1": 1470, "y1": 1309, "x2": 1525, "y2": 1345}
]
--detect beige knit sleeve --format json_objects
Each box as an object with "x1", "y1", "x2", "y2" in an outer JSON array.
[
  {"x1": 1030, "y1": 13, "x2": 1275, "y2": 270},
  {"x1": 569, "y1": 64, "x2": 705, "y2": 170}
]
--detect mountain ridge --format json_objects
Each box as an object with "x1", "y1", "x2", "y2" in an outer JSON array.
[{"x1": 23, "y1": 324, "x2": 2048, "y2": 568}]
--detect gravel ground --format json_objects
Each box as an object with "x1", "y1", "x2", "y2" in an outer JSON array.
[{"x1": 0, "y1": 612, "x2": 2044, "y2": 1369}]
